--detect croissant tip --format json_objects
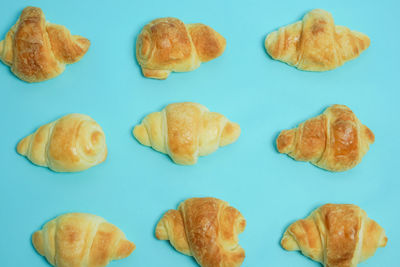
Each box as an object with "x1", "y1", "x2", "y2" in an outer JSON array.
[
  {"x1": 32, "y1": 231, "x2": 45, "y2": 256},
  {"x1": 280, "y1": 233, "x2": 299, "y2": 251},
  {"x1": 16, "y1": 136, "x2": 28, "y2": 155},
  {"x1": 380, "y1": 235, "x2": 388, "y2": 247},
  {"x1": 114, "y1": 239, "x2": 136, "y2": 260},
  {"x1": 155, "y1": 222, "x2": 168, "y2": 240},
  {"x1": 276, "y1": 129, "x2": 295, "y2": 154},
  {"x1": 133, "y1": 124, "x2": 151, "y2": 147},
  {"x1": 264, "y1": 32, "x2": 278, "y2": 59}
]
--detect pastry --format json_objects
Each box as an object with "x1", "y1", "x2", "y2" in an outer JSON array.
[
  {"x1": 265, "y1": 9, "x2": 370, "y2": 71},
  {"x1": 156, "y1": 197, "x2": 246, "y2": 267},
  {"x1": 0, "y1": 6, "x2": 90, "y2": 82},
  {"x1": 281, "y1": 204, "x2": 387, "y2": 266},
  {"x1": 32, "y1": 213, "x2": 135, "y2": 267},
  {"x1": 133, "y1": 102, "x2": 240, "y2": 165},
  {"x1": 136, "y1": 17, "x2": 226, "y2": 79},
  {"x1": 17, "y1": 113, "x2": 107, "y2": 172},
  {"x1": 276, "y1": 104, "x2": 374, "y2": 171}
]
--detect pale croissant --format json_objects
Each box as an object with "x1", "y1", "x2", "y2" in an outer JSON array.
[
  {"x1": 17, "y1": 113, "x2": 107, "y2": 172},
  {"x1": 265, "y1": 9, "x2": 370, "y2": 71},
  {"x1": 32, "y1": 213, "x2": 135, "y2": 267},
  {"x1": 136, "y1": 17, "x2": 226, "y2": 79},
  {"x1": 0, "y1": 6, "x2": 90, "y2": 82},
  {"x1": 156, "y1": 197, "x2": 246, "y2": 267},
  {"x1": 133, "y1": 102, "x2": 240, "y2": 165},
  {"x1": 281, "y1": 204, "x2": 387, "y2": 267},
  {"x1": 276, "y1": 104, "x2": 374, "y2": 171}
]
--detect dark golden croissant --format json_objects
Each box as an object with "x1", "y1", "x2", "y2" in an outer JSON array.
[
  {"x1": 265, "y1": 9, "x2": 370, "y2": 71},
  {"x1": 32, "y1": 213, "x2": 135, "y2": 267},
  {"x1": 281, "y1": 204, "x2": 387, "y2": 267},
  {"x1": 276, "y1": 104, "x2": 374, "y2": 171},
  {"x1": 156, "y1": 197, "x2": 246, "y2": 267},
  {"x1": 133, "y1": 102, "x2": 240, "y2": 165},
  {"x1": 136, "y1": 17, "x2": 226, "y2": 79},
  {"x1": 17, "y1": 113, "x2": 107, "y2": 172},
  {"x1": 0, "y1": 6, "x2": 90, "y2": 82}
]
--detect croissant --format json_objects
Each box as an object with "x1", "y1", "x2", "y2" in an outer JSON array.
[
  {"x1": 32, "y1": 213, "x2": 135, "y2": 267},
  {"x1": 133, "y1": 102, "x2": 240, "y2": 165},
  {"x1": 156, "y1": 197, "x2": 246, "y2": 267},
  {"x1": 281, "y1": 204, "x2": 387, "y2": 267},
  {"x1": 265, "y1": 9, "x2": 370, "y2": 71},
  {"x1": 276, "y1": 104, "x2": 374, "y2": 171},
  {"x1": 136, "y1": 17, "x2": 226, "y2": 79},
  {"x1": 17, "y1": 113, "x2": 107, "y2": 172},
  {"x1": 0, "y1": 6, "x2": 90, "y2": 82}
]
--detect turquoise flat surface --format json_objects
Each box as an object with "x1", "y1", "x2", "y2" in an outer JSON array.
[{"x1": 0, "y1": 0, "x2": 398, "y2": 266}]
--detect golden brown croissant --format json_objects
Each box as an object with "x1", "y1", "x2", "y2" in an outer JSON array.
[
  {"x1": 276, "y1": 104, "x2": 374, "y2": 171},
  {"x1": 265, "y1": 9, "x2": 370, "y2": 71},
  {"x1": 136, "y1": 17, "x2": 226, "y2": 79},
  {"x1": 17, "y1": 113, "x2": 107, "y2": 172},
  {"x1": 0, "y1": 6, "x2": 90, "y2": 82},
  {"x1": 32, "y1": 213, "x2": 135, "y2": 267},
  {"x1": 156, "y1": 197, "x2": 246, "y2": 267},
  {"x1": 133, "y1": 102, "x2": 240, "y2": 165},
  {"x1": 281, "y1": 204, "x2": 387, "y2": 267}
]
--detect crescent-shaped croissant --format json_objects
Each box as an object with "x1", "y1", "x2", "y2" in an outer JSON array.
[
  {"x1": 265, "y1": 9, "x2": 370, "y2": 71},
  {"x1": 281, "y1": 204, "x2": 387, "y2": 267},
  {"x1": 0, "y1": 6, "x2": 90, "y2": 82},
  {"x1": 32, "y1": 213, "x2": 135, "y2": 267},
  {"x1": 17, "y1": 113, "x2": 107, "y2": 172},
  {"x1": 133, "y1": 102, "x2": 240, "y2": 165},
  {"x1": 276, "y1": 104, "x2": 374, "y2": 171},
  {"x1": 136, "y1": 17, "x2": 226, "y2": 79},
  {"x1": 156, "y1": 197, "x2": 246, "y2": 267}
]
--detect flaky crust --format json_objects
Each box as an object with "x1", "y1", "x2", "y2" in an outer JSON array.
[
  {"x1": 136, "y1": 17, "x2": 226, "y2": 79},
  {"x1": 0, "y1": 6, "x2": 90, "y2": 82},
  {"x1": 156, "y1": 197, "x2": 246, "y2": 267},
  {"x1": 265, "y1": 9, "x2": 370, "y2": 71},
  {"x1": 17, "y1": 113, "x2": 107, "y2": 172},
  {"x1": 32, "y1": 213, "x2": 135, "y2": 267},
  {"x1": 276, "y1": 104, "x2": 374, "y2": 171},
  {"x1": 133, "y1": 102, "x2": 240, "y2": 165},
  {"x1": 281, "y1": 204, "x2": 387, "y2": 267}
]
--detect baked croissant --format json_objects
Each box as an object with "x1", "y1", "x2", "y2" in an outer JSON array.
[
  {"x1": 0, "y1": 6, "x2": 90, "y2": 82},
  {"x1": 265, "y1": 9, "x2": 370, "y2": 71},
  {"x1": 281, "y1": 204, "x2": 387, "y2": 267},
  {"x1": 276, "y1": 104, "x2": 374, "y2": 171},
  {"x1": 156, "y1": 197, "x2": 246, "y2": 267},
  {"x1": 32, "y1": 213, "x2": 135, "y2": 267},
  {"x1": 136, "y1": 17, "x2": 226, "y2": 79},
  {"x1": 17, "y1": 113, "x2": 107, "y2": 172},
  {"x1": 133, "y1": 102, "x2": 240, "y2": 165}
]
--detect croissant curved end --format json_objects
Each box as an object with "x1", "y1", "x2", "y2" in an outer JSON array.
[
  {"x1": 74, "y1": 36, "x2": 91, "y2": 52},
  {"x1": 220, "y1": 122, "x2": 241, "y2": 147},
  {"x1": 155, "y1": 219, "x2": 168, "y2": 240},
  {"x1": 364, "y1": 125, "x2": 375, "y2": 144},
  {"x1": 276, "y1": 129, "x2": 296, "y2": 154},
  {"x1": 32, "y1": 231, "x2": 45, "y2": 256},
  {"x1": 141, "y1": 68, "x2": 171, "y2": 79},
  {"x1": 16, "y1": 135, "x2": 31, "y2": 156},
  {"x1": 133, "y1": 124, "x2": 151, "y2": 146},
  {"x1": 113, "y1": 239, "x2": 136, "y2": 260},
  {"x1": 281, "y1": 231, "x2": 300, "y2": 251},
  {"x1": 379, "y1": 234, "x2": 388, "y2": 247},
  {"x1": 0, "y1": 40, "x2": 4, "y2": 59},
  {"x1": 264, "y1": 31, "x2": 279, "y2": 59}
]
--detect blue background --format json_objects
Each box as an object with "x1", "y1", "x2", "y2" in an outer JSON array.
[{"x1": 0, "y1": 0, "x2": 398, "y2": 266}]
